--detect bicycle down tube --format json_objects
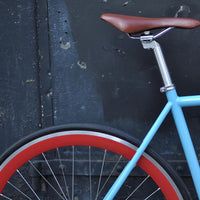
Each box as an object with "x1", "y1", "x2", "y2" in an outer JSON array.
[
  {"x1": 104, "y1": 38, "x2": 200, "y2": 200},
  {"x1": 103, "y1": 102, "x2": 172, "y2": 200}
]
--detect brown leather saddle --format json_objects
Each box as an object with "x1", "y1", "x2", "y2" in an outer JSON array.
[{"x1": 101, "y1": 13, "x2": 200, "y2": 34}]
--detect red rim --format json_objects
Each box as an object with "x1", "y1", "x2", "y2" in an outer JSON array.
[{"x1": 0, "y1": 133, "x2": 180, "y2": 199}]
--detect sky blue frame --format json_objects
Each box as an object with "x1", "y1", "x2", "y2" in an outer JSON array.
[{"x1": 104, "y1": 89, "x2": 200, "y2": 200}]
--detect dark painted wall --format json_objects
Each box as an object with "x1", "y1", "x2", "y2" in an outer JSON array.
[
  {"x1": 0, "y1": 0, "x2": 41, "y2": 150},
  {"x1": 0, "y1": 0, "x2": 200, "y2": 197}
]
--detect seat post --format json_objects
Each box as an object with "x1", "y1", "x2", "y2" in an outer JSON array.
[{"x1": 140, "y1": 37, "x2": 175, "y2": 92}]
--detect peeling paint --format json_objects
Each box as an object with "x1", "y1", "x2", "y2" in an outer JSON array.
[
  {"x1": 47, "y1": 91, "x2": 53, "y2": 97},
  {"x1": 77, "y1": 61, "x2": 87, "y2": 69},
  {"x1": 26, "y1": 79, "x2": 35, "y2": 83},
  {"x1": 174, "y1": 5, "x2": 190, "y2": 17},
  {"x1": 70, "y1": 63, "x2": 74, "y2": 69},
  {"x1": 60, "y1": 41, "x2": 71, "y2": 50},
  {"x1": 123, "y1": 1, "x2": 129, "y2": 6},
  {"x1": 114, "y1": 48, "x2": 126, "y2": 56}
]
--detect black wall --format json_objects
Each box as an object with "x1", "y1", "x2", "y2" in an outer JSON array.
[
  {"x1": 0, "y1": 0, "x2": 200, "y2": 197},
  {"x1": 0, "y1": 0, "x2": 40, "y2": 150}
]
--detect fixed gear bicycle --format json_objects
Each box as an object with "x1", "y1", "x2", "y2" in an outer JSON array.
[{"x1": 0, "y1": 13, "x2": 200, "y2": 200}]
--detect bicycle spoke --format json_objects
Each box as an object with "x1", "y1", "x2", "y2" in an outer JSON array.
[
  {"x1": 98, "y1": 155, "x2": 123, "y2": 196},
  {"x1": 56, "y1": 148, "x2": 71, "y2": 200},
  {"x1": 125, "y1": 175, "x2": 150, "y2": 200},
  {"x1": 0, "y1": 194, "x2": 13, "y2": 200},
  {"x1": 72, "y1": 146, "x2": 75, "y2": 200},
  {"x1": 89, "y1": 146, "x2": 92, "y2": 200},
  {"x1": 42, "y1": 153, "x2": 68, "y2": 200},
  {"x1": 95, "y1": 149, "x2": 107, "y2": 200},
  {"x1": 17, "y1": 170, "x2": 40, "y2": 200},
  {"x1": 28, "y1": 160, "x2": 65, "y2": 200},
  {"x1": 144, "y1": 187, "x2": 161, "y2": 200},
  {"x1": 7, "y1": 181, "x2": 32, "y2": 200}
]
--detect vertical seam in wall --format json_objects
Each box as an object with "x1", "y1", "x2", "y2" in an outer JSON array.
[
  {"x1": 46, "y1": 0, "x2": 55, "y2": 126},
  {"x1": 34, "y1": 0, "x2": 54, "y2": 128},
  {"x1": 34, "y1": 0, "x2": 42, "y2": 129}
]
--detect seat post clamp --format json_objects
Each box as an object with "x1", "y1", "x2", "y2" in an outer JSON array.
[{"x1": 160, "y1": 84, "x2": 175, "y2": 93}]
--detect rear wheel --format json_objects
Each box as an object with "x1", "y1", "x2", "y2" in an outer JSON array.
[{"x1": 0, "y1": 125, "x2": 190, "y2": 199}]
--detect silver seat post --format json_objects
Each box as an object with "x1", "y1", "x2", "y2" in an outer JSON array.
[{"x1": 140, "y1": 36, "x2": 175, "y2": 93}]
